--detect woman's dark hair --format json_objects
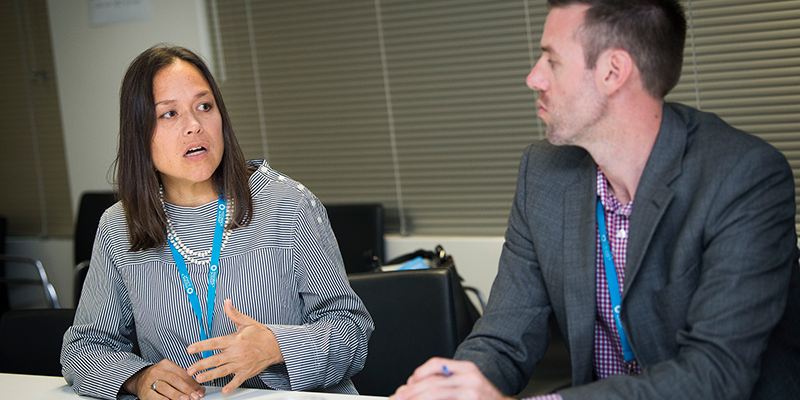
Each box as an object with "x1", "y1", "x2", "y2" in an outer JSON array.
[
  {"x1": 547, "y1": 0, "x2": 686, "y2": 98},
  {"x1": 113, "y1": 44, "x2": 253, "y2": 251}
]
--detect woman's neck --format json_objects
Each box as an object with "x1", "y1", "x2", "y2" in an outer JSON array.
[{"x1": 162, "y1": 181, "x2": 218, "y2": 207}]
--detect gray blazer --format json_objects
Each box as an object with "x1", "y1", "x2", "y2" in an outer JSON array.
[{"x1": 455, "y1": 103, "x2": 800, "y2": 399}]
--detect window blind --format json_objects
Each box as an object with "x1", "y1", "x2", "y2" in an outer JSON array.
[
  {"x1": 208, "y1": 0, "x2": 800, "y2": 235},
  {"x1": 0, "y1": 0, "x2": 72, "y2": 237},
  {"x1": 665, "y1": 0, "x2": 800, "y2": 232}
]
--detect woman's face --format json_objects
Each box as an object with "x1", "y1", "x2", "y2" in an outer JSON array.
[{"x1": 150, "y1": 60, "x2": 224, "y2": 199}]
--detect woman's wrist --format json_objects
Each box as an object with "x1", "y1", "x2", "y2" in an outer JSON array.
[{"x1": 122, "y1": 365, "x2": 148, "y2": 396}]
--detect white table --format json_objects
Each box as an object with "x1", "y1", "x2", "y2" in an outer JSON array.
[{"x1": 0, "y1": 373, "x2": 385, "y2": 400}]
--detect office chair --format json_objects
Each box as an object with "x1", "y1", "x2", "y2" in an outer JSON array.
[
  {"x1": 0, "y1": 254, "x2": 60, "y2": 309},
  {"x1": 347, "y1": 268, "x2": 467, "y2": 396},
  {"x1": 0, "y1": 215, "x2": 9, "y2": 313},
  {"x1": 0, "y1": 308, "x2": 75, "y2": 376},
  {"x1": 325, "y1": 203, "x2": 384, "y2": 274},
  {"x1": 73, "y1": 191, "x2": 117, "y2": 307},
  {"x1": 74, "y1": 191, "x2": 117, "y2": 265},
  {"x1": 0, "y1": 215, "x2": 61, "y2": 310}
]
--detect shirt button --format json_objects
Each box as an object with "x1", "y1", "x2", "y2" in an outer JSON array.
[
  {"x1": 278, "y1": 176, "x2": 286, "y2": 181},
  {"x1": 311, "y1": 200, "x2": 316, "y2": 207},
  {"x1": 317, "y1": 217, "x2": 322, "y2": 223},
  {"x1": 617, "y1": 229, "x2": 627, "y2": 239}
]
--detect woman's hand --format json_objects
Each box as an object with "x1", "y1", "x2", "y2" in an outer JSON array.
[
  {"x1": 123, "y1": 359, "x2": 206, "y2": 400},
  {"x1": 186, "y1": 299, "x2": 284, "y2": 394}
]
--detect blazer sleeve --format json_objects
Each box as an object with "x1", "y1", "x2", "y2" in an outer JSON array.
[
  {"x1": 259, "y1": 191, "x2": 374, "y2": 391},
  {"x1": 559, "y1": 143, "x2": 798, "y2": 400},
  {"x1": 454, "y1": 145, "x2": 556, "y2": 395}
]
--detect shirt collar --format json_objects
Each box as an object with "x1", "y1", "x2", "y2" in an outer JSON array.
[{"x1": 596, "y1": 167, "x2": 634, "y2": 217}]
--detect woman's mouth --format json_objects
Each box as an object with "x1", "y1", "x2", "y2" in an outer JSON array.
[{"x1": 185, "y1": 147, "x2": 207, "y2": 157}]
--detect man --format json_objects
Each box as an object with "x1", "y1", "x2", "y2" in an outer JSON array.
[{"x1": 391, "y1": 1, "x2": 800, "y2": 399}]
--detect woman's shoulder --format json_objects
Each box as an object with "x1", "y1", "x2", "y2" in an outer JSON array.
[
  {"x1": 97, "y1": 201, "x2": 126, "y2": 232},
  {"x1": 95, "y1": 200, "x2": 170, "y2": 266},
  {"x1": 248, "y1": 160, "x2": 318, "y2": 202},
  {"x1": 91, "y1": 201, "x2": 134, "y2": 254}
]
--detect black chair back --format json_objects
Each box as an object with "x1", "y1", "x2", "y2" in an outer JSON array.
[
  {"x1": 348, "y1": 269, "x2": 462, "y2": 396},
  {"x1": 0, "y1": 308, "x2": 75, "y2": 376},
  {"x1": 74, "y1": 261, "x2": 90, "y2": 308},
  {"x1": 74, "y1": 192, "x2": 117, "y2": 266},
  {"x1": 326, "y1": 203, "x2": 384, "y2": 274},
  {"x1": 73, "y1": 192, "x2": 116, "y2": 307},
  {"x1": 0, "y1": 216, "x2": 8, "y2": 314}
]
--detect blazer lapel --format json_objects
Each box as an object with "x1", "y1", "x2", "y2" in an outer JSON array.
[
  {"x1": 624, "y1": 104, "x2": 686, "y2": 296},
  {"x1": 562, "y1": 152, "x2": 598, "y2": 384}
]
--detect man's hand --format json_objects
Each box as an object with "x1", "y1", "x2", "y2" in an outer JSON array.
[
  {"x1": 122, "y1": 359, "x2": 205, "y2": 400},
  {"x1": 390, "y1": 357, "x2": 511, "y2": 400},
  {"x1": 186, "y1": 299, "x2": 284, "y2": 395}
]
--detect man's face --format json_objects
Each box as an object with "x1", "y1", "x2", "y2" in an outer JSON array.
[{"x1": 526, "y1": 5, "x2": 607, "y2": 146}]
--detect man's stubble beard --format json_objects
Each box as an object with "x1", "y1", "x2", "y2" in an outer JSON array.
[{"x1": 544, "y1": 72, "x2": 608, "y2": 147}]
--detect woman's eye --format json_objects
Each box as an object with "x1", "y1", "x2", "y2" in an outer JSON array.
[
  {"x1": 198, "y1": 103, "x2": 213, "y2": 112},
  {"x1": 160, "y1": 110, "x2": 177, "y2": 119}
]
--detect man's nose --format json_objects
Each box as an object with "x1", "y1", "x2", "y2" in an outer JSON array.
[{"x1": 526, "y1": 59, "x2": 548, "y2": 91}]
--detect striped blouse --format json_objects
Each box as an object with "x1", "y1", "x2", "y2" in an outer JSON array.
[{"x1": 61, "y1": 161, "x2": 374, "y2": 400}]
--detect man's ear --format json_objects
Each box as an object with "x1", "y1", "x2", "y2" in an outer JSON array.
[{"x1": 596, "y1": 49, "x2": 634, "y2": 96}]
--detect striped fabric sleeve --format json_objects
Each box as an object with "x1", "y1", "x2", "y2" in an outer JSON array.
[
  {"x1": 523, "y1": 394, "x2": 563, "y2": 400},
  {"x1": 258, "y1": 189, "x2": 373, "y2": 391},
  {"x1": 60, "y1": 212, "x2": 151, "y2": 400}
]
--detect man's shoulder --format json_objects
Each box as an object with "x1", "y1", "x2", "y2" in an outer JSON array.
[
  {"x1": 667, "y1": 102, "x2": 776, "y2": 154},
  {"x1": 664, "y1": 102, "x2": 788, "y2": 177}
]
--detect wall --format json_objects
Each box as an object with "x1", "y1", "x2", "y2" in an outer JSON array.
[
  {"x1": 48, "y1": 0, "x2": 213, "y2": 211},
  {"x1": 6, "y1": 0, "x2": 504, "y2": 307},
  {"x1": 3, "y1": 0, "x2": 214, "y2": 307}
]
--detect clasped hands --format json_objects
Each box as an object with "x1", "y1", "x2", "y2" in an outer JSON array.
[{"x1": 123, "y1": 299, "x2": 283, "y2": 400}]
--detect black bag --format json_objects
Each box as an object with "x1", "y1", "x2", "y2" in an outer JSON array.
[{"x1": 384, "y1": 245, "x2": 482, "y2": 342}]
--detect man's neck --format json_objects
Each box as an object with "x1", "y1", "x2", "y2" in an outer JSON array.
[
  {"x1": 594, "y1": 143, "x2": 650, "y2": 205},
  {"x1": 582, "y1": 100, "x2": 663, "y2": 205}
]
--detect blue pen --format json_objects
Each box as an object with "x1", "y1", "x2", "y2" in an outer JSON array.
[{"x1": 442, "y1": 365, "x2": 452, "y2": 377}]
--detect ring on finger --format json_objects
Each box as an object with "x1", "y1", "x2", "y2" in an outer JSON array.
[{"x1": 151, "y1": 380, "x2": 160, "y2": 391}]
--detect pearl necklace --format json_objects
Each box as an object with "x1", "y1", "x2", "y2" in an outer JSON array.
[{"x1": 159, "y1": 186, "x2": 233, "y2": 266}]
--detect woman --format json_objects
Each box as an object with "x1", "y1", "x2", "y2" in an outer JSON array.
[{"x1": 61, "y1": 45, "x2": 373, "y2": 400}]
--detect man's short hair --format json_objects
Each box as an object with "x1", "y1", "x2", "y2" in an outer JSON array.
[{"x1": 548, "y1": 0, "x2": 686, "y2": 98}]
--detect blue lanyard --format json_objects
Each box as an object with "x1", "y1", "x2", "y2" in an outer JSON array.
[
  {"x1": 596, "y1": 198, "x2": 635, "y2": 364},
  {"x1": 167, "y1": 195, "x2": 226, "y2": 359}
]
